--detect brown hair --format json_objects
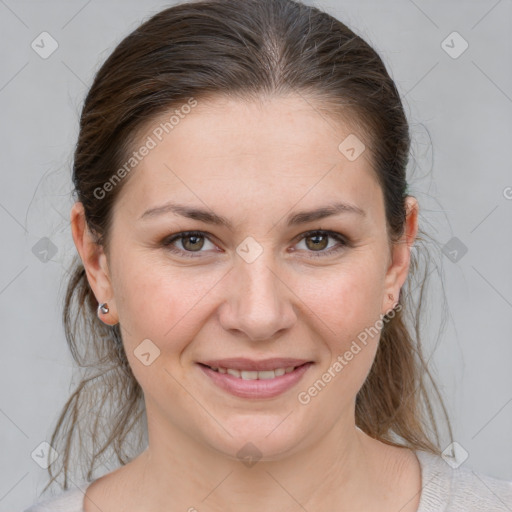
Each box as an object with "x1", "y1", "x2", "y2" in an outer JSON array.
[{"x1": 46, "y1": 0, "x2": 453, "y2": 492}]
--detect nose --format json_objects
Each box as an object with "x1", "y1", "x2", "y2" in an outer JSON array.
[{"x1": 217, "y1": 254, "x2": 297, "y2": 342}]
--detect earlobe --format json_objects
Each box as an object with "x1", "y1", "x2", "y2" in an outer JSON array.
[
  {"x1": 381, "y1": 196, "x2": 419, "y2": 313},
  {"x1": 70, "y1": 202, "x2": 118, "y2": 324}
]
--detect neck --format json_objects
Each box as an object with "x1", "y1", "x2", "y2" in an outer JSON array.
[{"x1": 124, "y1": 405, "x2": 393, "y2": 512}]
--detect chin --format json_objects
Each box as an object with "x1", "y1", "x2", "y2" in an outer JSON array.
[{"x1": 203, "y1": 415, "x2": 307, "y2": 463}]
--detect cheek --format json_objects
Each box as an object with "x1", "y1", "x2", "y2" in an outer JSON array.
[
  {"x1": 295, "y1": 255, "x2": 386, "y2": 391},
  {"x1": 111, "y1": 253, "x2": 223, "y2": 350},
  {"x1": 111, "y1": 241, "x2": 386, "y2": 383},
  {"x1": 111, "y1": 259, "x2": 218, "y2": 395},
  {"x1": 300, "y1": 255, "x2": 386, "y2": 339}
]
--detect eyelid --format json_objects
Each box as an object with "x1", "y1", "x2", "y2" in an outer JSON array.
[
  {"x1": 162, "y1": 229, "x2": 349, "y2": 258},
  {"x1": 290, "y1": 229, "x2": 347, "y2": 244},
  {"x1": 162, "y1": 230, "x2": 218, "y2": 257},
  {"x1": 291, "y1": 229, "x2": 349, "y2": 257}
]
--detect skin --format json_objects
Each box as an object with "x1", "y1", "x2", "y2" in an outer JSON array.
[{"x1": 71, "y1": 94, "x2": 421, "y2": 512}]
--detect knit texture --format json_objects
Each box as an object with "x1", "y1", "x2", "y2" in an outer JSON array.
[{"x1": 23, "y1": 450, "x2": 512, "y2": 511}]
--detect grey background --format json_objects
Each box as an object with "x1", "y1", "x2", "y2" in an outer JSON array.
[{"x1": 1, "y1": 0, "x2": 511, "y2": 510}]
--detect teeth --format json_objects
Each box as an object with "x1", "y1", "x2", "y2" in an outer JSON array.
[
  {"x1": 256, "y1": 370, "x2": 275, "y2": 380},
  {"x1": 241, "y1": 370, "x2": 259, "y2": 380},
  {"x1": 209, "y1": 365, "x2": 301, "y2": 379}
]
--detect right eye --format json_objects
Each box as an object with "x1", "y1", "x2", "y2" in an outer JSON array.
[{"x1": 161, "y1": 231, "x2": 219, "y2": 258}]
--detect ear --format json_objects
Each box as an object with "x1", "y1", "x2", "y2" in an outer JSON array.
[
  {"x1": 381, "y1": 196, "x2": 419, "y2": 314},
  {"x1": 70, "y1": 201, "x2": 118, "y2": 325}
]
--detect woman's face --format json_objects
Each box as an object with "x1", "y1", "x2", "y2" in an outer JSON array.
[{"x1": 76, "y1": 94, "x2": 417, "y2": 460}]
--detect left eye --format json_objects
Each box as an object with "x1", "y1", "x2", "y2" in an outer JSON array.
[
  {"x1": 162, "y1": 230, "x2": 348, "y2": 258},
  {"x1": 293, "y1": 230, "x2": 348, "y2": 257}
]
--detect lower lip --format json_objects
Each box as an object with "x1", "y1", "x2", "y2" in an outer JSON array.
[{"x1": 198, "y1": 363, "x2": 313, "y2": 399}]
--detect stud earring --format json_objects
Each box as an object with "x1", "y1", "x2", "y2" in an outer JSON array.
[{"x1": 98, "y1": 302, "x2": 109, "y2": 315}]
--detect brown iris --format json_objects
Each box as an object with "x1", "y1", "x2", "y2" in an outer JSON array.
[
  {"x1": 181, "y1": 234, "x2": 205, "y2": 251},
  {"x1": 305, "y1": 233, "x2": 329, "y2": 251}
]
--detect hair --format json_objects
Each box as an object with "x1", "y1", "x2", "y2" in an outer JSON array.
[{"x1": 45, "y1": 0, "x2": 453, "y2": 493}]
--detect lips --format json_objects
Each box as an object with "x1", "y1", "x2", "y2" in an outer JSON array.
[{"x1": 197, "y1": 358, "x2": 313, "y2": 399}]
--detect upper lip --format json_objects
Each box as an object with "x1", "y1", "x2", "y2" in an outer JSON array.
[{"x1": 198, "y1": 358, "x2": 312, "y2": 371}]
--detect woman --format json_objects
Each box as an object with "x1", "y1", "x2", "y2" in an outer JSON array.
[{"x1": 25, "y1": 0, "x2": 512, "y2": 511}]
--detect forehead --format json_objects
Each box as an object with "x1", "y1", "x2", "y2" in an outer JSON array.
[{"x1": 115, "y1": 94, "x2": 383, "y2": 224}]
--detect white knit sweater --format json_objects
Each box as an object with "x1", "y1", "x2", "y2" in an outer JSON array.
[{"x1": 23, "y1": 450, "x2": 512, "y2": 511}]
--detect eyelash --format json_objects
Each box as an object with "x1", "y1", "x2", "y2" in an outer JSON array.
[{"x1": 161, "y1": 230, "x2": 349, "y2": 259}]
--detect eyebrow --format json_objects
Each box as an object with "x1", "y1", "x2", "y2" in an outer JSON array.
[{"x1": 139, "y1": 201, "x2": 365, "y2": 228}]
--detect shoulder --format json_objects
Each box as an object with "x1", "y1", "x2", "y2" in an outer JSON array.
[
  {"x1": 448, "y1": 466, "x2": 512, "y2": 510},
  {"x1": 415, "y1": 450, "x2": 512, "y2": 511},
  {"x1": 23, "y1": 481, "x2": 93, "y2": 512}
]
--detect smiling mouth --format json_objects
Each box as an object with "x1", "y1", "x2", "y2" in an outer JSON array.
[
  {"x1": 198, "y1": 363, "x2": 308, "y2": 380},
  {"x1": 197, "y1": 361, "x2": 313, "y2": 399}
]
